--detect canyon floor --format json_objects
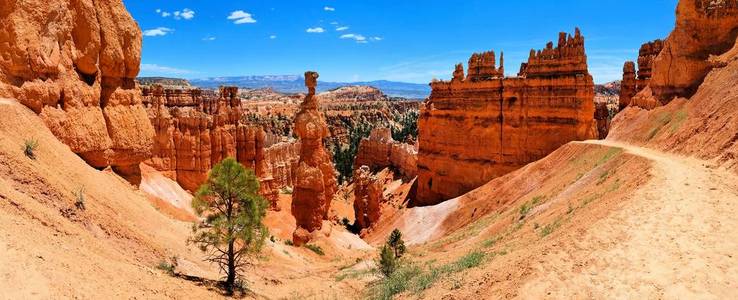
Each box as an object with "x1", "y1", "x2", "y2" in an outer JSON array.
[{"x1": 2, "y1": 95, "x2": 737, "y2": 299}]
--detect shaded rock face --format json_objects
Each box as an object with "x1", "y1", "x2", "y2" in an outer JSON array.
[
  {"x1": 142, "y1": 86, "x2": 298, "y2": 208},
  {"x1": 648, "y1": 0, "x2": 738, "y2": 103},
  {"x1": 0, "y1": 0, "x2": 154, "y2": 182},
  {"x1": 353, "y1": 127, "x2": 418, "y2": 179},
  {"x1": 595, "y1": 102, "x2": 612, "y2": 139},
  {"x1": 292, "y1": 72, "x2": 338, "y2": 240},
  {"x1": 353, "y1": 166, "x2": 383, "y2": 230},
  {"x1": 416, "y1": 28, "x2": 597, "y2": 206},
  {"x1": 620, "y1": 40, "x2": 665, "y2": 110}
]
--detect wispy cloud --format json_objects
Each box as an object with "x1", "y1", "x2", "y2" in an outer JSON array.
[
  {"x1": 306, "y1": 27, "x2": 325, "y2": 33},
  {"x1": 270, "y1": 35, "x2": 277, "y2": 39},
  {"x1": 330, "y1": 21, "x2": 339, "y2": 25},
  {"x1": 155, "y1": 8, "x2": 194, "y2": 20},
  {"x1": 228, "y1": 10, "x2": 257, "y2": 24},
  {"x1": 340, "y1": 33, "x2": 366, "y2": 42},
  {"x1": 372, "y1": 37, "x2": 383, "y2": 41},
  {"x1": 324, "y1": 6, "x2": 335, "y2": 11},
  {"x1": 202, "y1": 36, "x2": 216, "y2": 41},
  {"x1": 143, "y1": 27, "x2": 173, "y2": 37},
  {"x1": 336, "y1": 26, "x2": 349, "y2": 31},
  {"x1": 140, "y1": 64, "x2": 194, "y2": 75}
]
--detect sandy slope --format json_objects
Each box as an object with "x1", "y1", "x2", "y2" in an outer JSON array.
[{"x1": 519, "y1": 140, "x2": 738, "y2": 298}]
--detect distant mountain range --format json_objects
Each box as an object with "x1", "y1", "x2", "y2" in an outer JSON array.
[{"x1": 187, "y1": 76, "x2": 431, "y2": 99}]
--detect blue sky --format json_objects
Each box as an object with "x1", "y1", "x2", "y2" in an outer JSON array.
[{"x1": 125, "y1": 0, "x2": 678, "y2": 84}]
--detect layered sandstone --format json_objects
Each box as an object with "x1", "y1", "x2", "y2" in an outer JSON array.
[
  {"x1": 416, "y1": 28, "x2": 597, "y2": 206},
  {"x1": 142, "y1": 85, "x2": 295, "y2": 208},
  {"x1": 620, "y1": 40, "x2": 664, "y2": 110},
  {"x1": 353, "y1": 166, "x2": 384, "y2": 230},
  {"x1": 292, "y1": 72, "x2": 338, "y2": 245},
  {"x1": 647, "y1": 0, "x2": 738, "y2": 103},
  {"x1": 353, "y1": 127, "x2": 418, "y2": 179},
  {"x1": 0, "y1": 0, "x2": 154, "y2": 182}
]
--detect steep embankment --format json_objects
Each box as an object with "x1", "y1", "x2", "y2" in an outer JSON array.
[
  {"x1": 610, "y1": 56, "x2": 738, "y2": 173},
  {"x1": 0, "y1": 99, "x2": 219, "y2": 298}
]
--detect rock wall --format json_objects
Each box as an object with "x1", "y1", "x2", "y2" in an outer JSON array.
[
  {"x1": 291, "y1": 72, "x2": 338, "y2": 245},
  {"x1": 416, "y1": 28, "x2": 597, "y2": 206},
  {"x1": 353, "y1": 166, "x2": 384, "y2": 231},
  {"x1": 142, "y1": 85, "x2": 296, "y2": 208},
  {"x1": 353, "y1": 127, "x2": 418, "y2": 179},
  {"x1": 648, "y1": 0, "x2": 738, "y2": 103},
  {"x1": 0, "y1": 0, "x2": 154, "y2": 182},
  {"x1": 620, "y1": 40, "x2": 664, "y2": 110}
]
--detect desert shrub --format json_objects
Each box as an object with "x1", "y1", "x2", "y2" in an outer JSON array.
[
  {"x1": 304, "y1": 244, "x2": 325, "y2": 256},
  {"x1": 284, "y1": 239, "x2": 294, "y2": 246},
  {"x1": 156, "y1": 257, "x2": 177, "y2": 275},
  {"x1": 386, "y1": 229, "x2": 407, "y2": 259},
  {"x1": 23, "y1": 139, "x2": 39, "y2": 159},
  {"x1": 378, "y1": 244, "x2": 398, "y2": 277}
]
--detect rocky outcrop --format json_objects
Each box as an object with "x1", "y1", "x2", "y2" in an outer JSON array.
[
  {"x1": 595, "y1": 102, "x2": 611, "y2": 139},
  {"x1": 416, "y1": 28, "x2": 597, "y2": 206},
  {"x1": 0, "y1": 0, "x2": 154, "y2": 182},
  {"x1": 647, "y1": 1, "x2": 738, "y2": 104},
  {"x1": 292, "y1": 72, "x2": 338, "y2": 245},
  {"x1": 620, "y1": 40, "x2": 664, "y2": 110},
  {"x1": 142, "y1": 85, "x2": 295, "y2": 209},
  {"x1": 353, "y1": 166, "x2": 383, "y2": 230},
  {"x1": 353, "y1": 127, "x2": 418, "y2": 179}
]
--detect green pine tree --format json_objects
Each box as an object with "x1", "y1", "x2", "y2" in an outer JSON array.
[{"x1": 189, "y1": 157, "x2": 268, "y2": 295}]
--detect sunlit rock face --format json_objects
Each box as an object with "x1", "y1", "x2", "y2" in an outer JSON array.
[
  {"x1": 0, "y1": 0, "x2": 154, "y2": 182},
  {"x1": 416, "y1": 28, "x2": 597, "y2": 206}
]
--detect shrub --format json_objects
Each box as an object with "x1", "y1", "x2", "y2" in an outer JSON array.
[
  {"x1": 23, "y1": 139, "x2": 39, "y2": 159},
  {"x1": 387, "y1": 229, "x2": 407, "y2": 259},
  {"x1": 284, "y1": 239, "x2": 294, "y2": 246},
  {"x1": 304, "y1": 244, "x2": 325, "y2": 256},
  {"x1": 378, "y1": 245, "x2": 398, "y2": 277},
  {"x1": 156, "y1": 257, "x2": 177, "y2": 275}
]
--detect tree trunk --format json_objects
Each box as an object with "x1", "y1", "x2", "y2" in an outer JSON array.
[{"x1": 226, "y1": 240, "x2": 236, "y2": 295}]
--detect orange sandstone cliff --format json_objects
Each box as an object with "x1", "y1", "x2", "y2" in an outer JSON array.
[
  {"x1": 415, "y1": 28, "x2": 597, "y2": 206},
  {"x1": 637, "y1": 0, "x2": 738, "y2": 107},
  {"x1": 353, "y1": 127, "x2": 418, "y2": 180},
  {"x1": 142, "y1": 86, "x2": 299, "y2": 209},
  {"x1": 0, "y1": 0, "x2": 154, "y2": 182},
  {"x1": 291, "y1": 72, "x2": 338, "y2": 245},
  {"x1": 620, "y1": 40, "x2": 664, "y2": 110}
]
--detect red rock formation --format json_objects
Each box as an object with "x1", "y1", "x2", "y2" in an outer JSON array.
[
  {"x1": 647, "y1": 0, "x2": 738, "y2": 103},
  {"x1": 0, "y1": 0, "x2": 154, "y2": 182},
  {"x1": 416, "y1": 28, "x2": 597, "y2": 206},
  {"x1": 620, "y1": 62, "x2": 637, "y2": 110},
  {"x1": 353, "y1": 166, "x2": 383, "y2": 230},
  {"x1": 620, "y1": 40, "x2": 664, "y2": 110},
  {"x1": 595, "y1": 102, "x2": 611, "y2": 139},
  {"x1": 292, "y1": 71, "x2": 338, "y2": 244},
  {"x1": 142, "y1": 85, "x2": 293, "y2": 209},
  {"x1": 353, "y1": 127, "x2": 418, "y2": 179}
]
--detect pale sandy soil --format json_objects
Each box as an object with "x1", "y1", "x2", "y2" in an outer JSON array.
[{"x1": 520, "y1": 140, "x2": 738, "y2": 299}]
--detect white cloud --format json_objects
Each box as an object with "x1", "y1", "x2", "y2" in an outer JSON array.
[
  {"x1": 340, "y1": 33, "x2": 366, "y2": 42},
  {"x1": 336, "y1": 26, "x2": 349, "y2": 31},
  {"x1": 143, "y1": 27, "x2": 173, "y2": 37},
  {"x1": 140, "y1": 64, "x2": 194, "y2": 75},
  {"x1": 324, "y1": 6, "x2": 335, "y2": 11},
  {"x1": 228, "y1": 10, "x2": 257, "y2": 24},
  {"x1": 156, "y1": 8, "x2": 194, "y2": 20},
  {"x1": 270, "y1": 35, "x2": 277, "y2": 39},
  {"x1": 178, "y1": 8, "x2": 195, "y2": 20},
  {"x1": 330, "y1": 21, "x2": 339, "y2": 25},
  {"x1": 202, "y1": 37, "x2": 216, "y2": 41},
  {"x1": 372, "y1": 37, "x2": 383, "y2": 41},
  {"x1": 306, "y1": 27, "x2": 325, "y2": 33}
]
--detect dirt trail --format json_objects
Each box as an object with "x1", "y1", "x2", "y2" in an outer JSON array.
[{"x1": 522, "y1": 140, "x2": 738, "y2": 298}]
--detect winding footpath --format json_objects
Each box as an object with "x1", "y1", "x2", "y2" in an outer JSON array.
[{"x1": 524, "y1": 140, "x2": 738, "y2": 299}]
